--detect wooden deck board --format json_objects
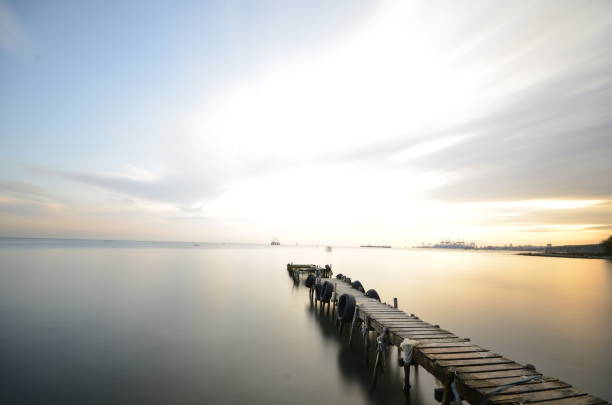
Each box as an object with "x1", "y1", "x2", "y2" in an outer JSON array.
[
  {"x1": 420, "y1": 346, "x2": 488, "y2": 354},
  {"x1": 538, "y1": 396, "x2": 609, "y2": 405},
  {"x1": 463, "y1": 376, "x2": 559, "y2": 389},
  {"x1": 489, "y1": 387, "x2": 587, "y2": 403},
  {"x1": 425, "y1": 352, "x2": 500, "y2": 361}
]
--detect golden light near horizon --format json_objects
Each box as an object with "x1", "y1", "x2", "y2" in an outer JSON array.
[{"x1": 1, "y1": 1, "x2": 611, "y2": 245}]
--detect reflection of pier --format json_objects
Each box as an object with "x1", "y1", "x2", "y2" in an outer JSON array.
[
  {"x1": 304, "y1": 295, "x2": 424, "y2": 405},
  {"x1": 291, "y1": 266, "x2": 609, "y2": 405}
]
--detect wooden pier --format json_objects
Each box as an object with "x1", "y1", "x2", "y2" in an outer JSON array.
[
  {"x1": 291, "y1": 266, "x2": 609, "y2": 405},
  {"x1": 287, "y1": 263, "x2": 333, "y2": 278}
]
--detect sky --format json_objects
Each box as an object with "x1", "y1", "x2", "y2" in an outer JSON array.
[{"x1": 1, "y1": 0, "x2": 612, "y2": 246}]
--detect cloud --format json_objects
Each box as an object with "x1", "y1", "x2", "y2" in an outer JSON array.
[
  {"x1": 0, "y1": 180, "x2": 61, "y2": 202},
  {"x1": 325, "y1": 2, "x2": 612, "y2": 202},
  {"x1": 585, "y1": 225, "x2": 612, "y2": 231},
  {"x1": 0, "y1": 197, "x2": 53, "y2": 217},
  {"x1": 33, "y1": 165, "x2": 222, "y2": 207}
]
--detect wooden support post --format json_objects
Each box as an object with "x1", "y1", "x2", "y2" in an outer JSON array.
[
  {"x1": 393, "y1": 297, "x2": 398, "y2": 308},
  {"x1": 403, "y1": 363, "x2": 411, "y2": 396},
  {"x1": 363, "y1": 316, "x2": 370, "y2": 364},
  {"x1": 370, "y1": 349, "x2": 381, "y2": 391},
  {"x1": 370, "y1": 328, "x2": 387, "y2": 391},
  {"x1": 348, "y1": 307, "x2": 359, "y2": 346},
  {"x1": 442, "y1": 381, "x2": 452, "y2": 405},
  {"x1": 332, "y1": 282, "x2": 337, "y2": 312}
]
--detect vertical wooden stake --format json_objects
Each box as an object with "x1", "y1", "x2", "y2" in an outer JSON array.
[
  {"x1": 370, "y1": 350, "x2": 381, "y2": 391},
  {"x1": 363, "y1": 317, "x2": 370, "y2": 364},
  {"x1": 332, "y1": 282, "x2": 337, "y2": 312},
  {"x1": 442, "y1": 381, "x2": 452, "y2": 405},
  {"x1": 348, "y1": 307, "x2": 359, "y2": 346},
  {"x1": 393, "y1": 297, "x2": 398, "y2": 308},
  {"x1": 403, "y1": 364, "x2": 411, "y2": 396}
]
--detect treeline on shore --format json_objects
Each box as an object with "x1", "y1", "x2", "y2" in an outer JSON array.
[{"x1": 521, "y1": 235, "x2": 612, "y2": 258}]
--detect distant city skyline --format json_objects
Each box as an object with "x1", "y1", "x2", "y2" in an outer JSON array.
[{"x1": 1, "y1": 1, "x2": 612, "y2": 246}]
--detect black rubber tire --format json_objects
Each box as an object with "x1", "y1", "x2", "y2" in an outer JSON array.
[
  {"x1": 351, "y1": 280, "x2": 365, "y2": 293},
  {"x1": 337, "y1": 294, "x2": 356, "y2": 322},
  {"x1": 365, "y1": 289, "x2": 380, "y2": 301},
  {"x1": 336, "y1": 273, "x2": 343, "y2": 279},
  {"x1": 314, "y1": 281, "x2": 323, "y2": 300},
  {"x1": 305, "y1": 274, "x2": 316, "y2": 288},
  {"x1": 321, "y1": 281, "x2": 334, "y2": 302}
]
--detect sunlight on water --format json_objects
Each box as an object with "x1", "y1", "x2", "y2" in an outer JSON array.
[{"x1": 0, "y1": 240, "x2": 610, "y2": 404}]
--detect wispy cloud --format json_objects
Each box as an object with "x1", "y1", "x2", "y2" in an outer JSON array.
[
  {"x1": 0, "y1": 180, "x2": 57, "y2": 201},
  {"x1": 33, "y1": 165, "x2": 222, "y2": 207}
]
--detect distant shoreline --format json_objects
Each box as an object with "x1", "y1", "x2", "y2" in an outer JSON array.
[{"x1": 517, "y1": 252, "x2": 612, "y2": 260}]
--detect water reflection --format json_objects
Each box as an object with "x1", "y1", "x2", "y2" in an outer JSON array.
[
  {"x1": 0, "y1": 241, "x2": 609, "y2": 404},
  {"x1": 303, "y1": 284, "x2": 433, "y2": 405}
]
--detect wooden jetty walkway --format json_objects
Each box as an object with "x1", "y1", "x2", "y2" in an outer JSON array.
[
  {"x1": 287, "y1": 263, "x2": 332, "y2": 278},
  {"x1": 288, "y1": 265, "x2": 609, "y2": 405}
]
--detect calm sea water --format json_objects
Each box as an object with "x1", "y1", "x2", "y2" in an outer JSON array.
[{"x1": 0, "y1": 238, "x2": 610, "y2": 404}]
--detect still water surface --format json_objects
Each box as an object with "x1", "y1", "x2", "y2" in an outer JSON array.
[{"x1": 0, "y1": 239, "x2": 610, "y2": 404}]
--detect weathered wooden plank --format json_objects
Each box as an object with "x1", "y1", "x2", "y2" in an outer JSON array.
[
  {"x1": 425, "y1": 351, "x2": 499, "y2": 361},
  {"x1": 539, "y1": 396, "x2": 609, "y2": 405},
  {"x1": 393, "y1": 328, "x2": 450, "y2": 334},
  {"x1": 437, "y1": 357, "x2": 513, "y2": 368},
  {"x1": 370, "y1": 318, "x2": 432, "y2": 330},
  {"x1": 368, "y1": 318, "x2": 424, "y2": 325},
  {"x1": 411, "y1": 338, "x2": 468, "y2": 343},
  {"x1": 355, "y1": 305, "x2": 401, "y2": 309},
  {"x1": 387, "y1": 324, "x2": 437, "y2": 329},
  {"x1": 460, "y1": 369, "x2": 542, "y2": 380},
  {"x1": 463, "y1": 376, "x2": 558, "y2": 389},
  {"x1": 365, "y1": 311, "x2": 414, "y2": 315},
  {"x1": 391, "y1": 329, "x2": 449, "y2": 335},
  {"x1": 457, "y1": 377, "x2": 567, "y2": 405},
  {"x1": 479, "y1": 381, "x2": 572, "y2": 396},
  {"x1": 455, "y1": 363, "x2": 527, "y2": 374},
  {"x1": 416, "y1": 340, "x2": 472, "y2": 348},
  {"x1": 490, "y1": 387, "x2": 587, "y2": 403},
  {"x1": 361, "y1": 310, "x2": 412, "y2": 315},
  {"x1": 381, "y1": 318, "x2": 427, "y2": 322},
  {"x1": 400, "y1": 333, "x2": 457, "y2": 339},
  {"x1": 359, "y1": 309, "x2": 409, "y2": 314},
  {"x1": 399, "y1": 329, "x2": 457, "y2": 340},
  {"x1": 420, "y1": 346, "x2": 487, "y2": 354}
]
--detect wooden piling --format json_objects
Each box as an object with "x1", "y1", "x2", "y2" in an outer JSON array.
[
  {"x1": 403, "y1": 348, "x2": 411, "y2": 395},
  {"x1": 348, "y1": 307, "x2": 359, "y2": 346}
]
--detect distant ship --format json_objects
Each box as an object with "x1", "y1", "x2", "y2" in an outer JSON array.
[
  {"x1": 325, "y1": 246, "x2": 332, "y2": 252},
  {"x1": 271, "y1": 237, "x2": 280, "y2": 246}
]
